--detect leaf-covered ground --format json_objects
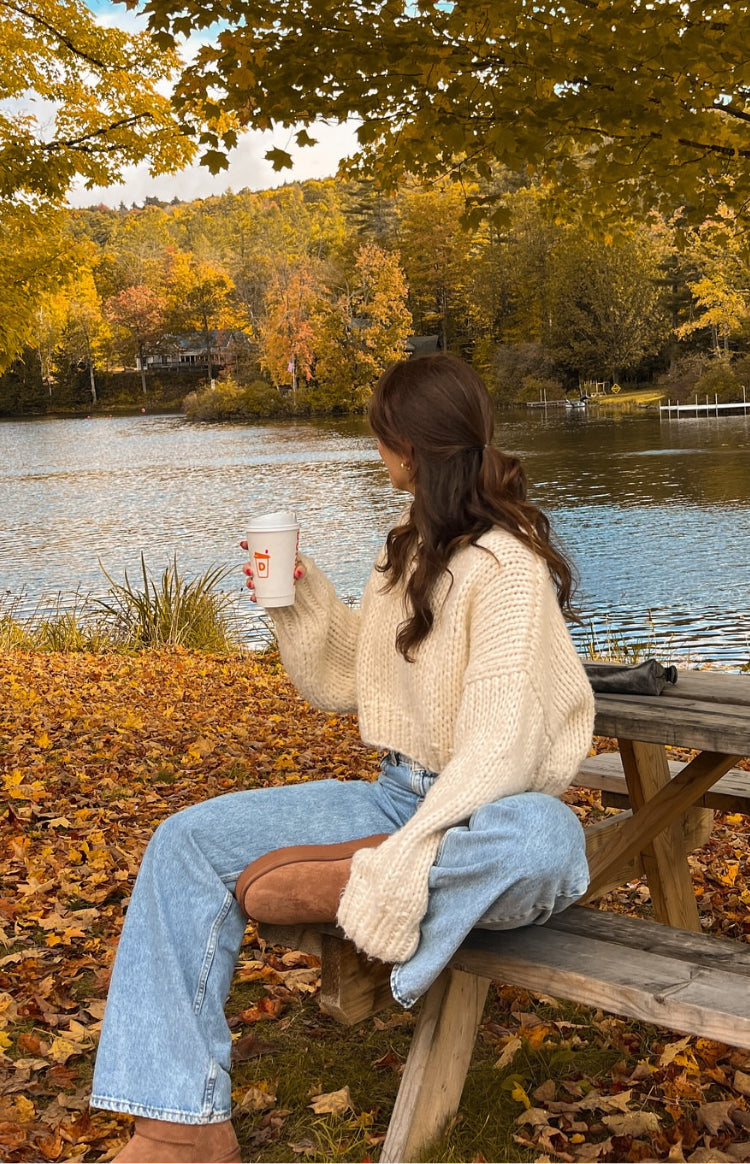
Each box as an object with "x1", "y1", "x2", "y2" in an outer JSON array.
[{"x1": 1, "y1": 650, "x2": 749, "y2": 1163}]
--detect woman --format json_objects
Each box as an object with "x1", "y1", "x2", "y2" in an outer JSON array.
[{"x1": 91, "y1": 353, "x2": 594, "y2": 1163}]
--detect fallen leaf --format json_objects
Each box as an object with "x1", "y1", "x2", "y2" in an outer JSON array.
[
  {"x1": 533, "y1": 1079, "x2": 557, "y2": 1104},
  {"x1": 308, "y1": 1086, "x2": 353, "y2": 1115},
  {"x1": 288, "y1": 1138, "x2": 316, "y2": 1155},
  {"x1": 232, "y1": 1033, "x2": 276, "y2": 1063},
  {"x1": 237, "y1": 1082, "x2": 277, "y2": 1112},
  {"x1": 494, "y1": 1035, "x2": 522, "y2": 1069},
  {"x1": 48, "y1": 1036, "x2": 82, "y2": 1064},
  {"x1": 733, "y1": 1069, "x2": 750, "y2": 1098},
  {"x1": 515, "y1": 1106, "x2": 555, "y2": 1129},
  {"x1": 659, "y1": 1035, "x2": 692, "y2": 1066},
  {"x1": 602, "y1": 1110, "x2": 661, "y2": 1137},
  {"x1": 697, "y1": 1100, "x2": 737, "y2": 1135}
]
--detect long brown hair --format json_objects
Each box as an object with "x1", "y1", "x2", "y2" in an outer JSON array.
[{"x1": 368, "y1": 353, "x2": 578, "y2": 661}]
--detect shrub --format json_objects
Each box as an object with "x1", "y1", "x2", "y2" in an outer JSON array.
[
  {"x1": 491, "y1": 343, "x2": 562, "y2": 402},
  {"x1": 95, "y1": 556, "x2": 239, "y2": 652},
  {"x1": 518, "y1": 374, "x2": 566, "y2": 403},
  {"x1": 183, "y1": 378, "x2": 291, "y2": 421},
  {"x1": 694, "y1": 358, "x2": 743, "y2": 402}
]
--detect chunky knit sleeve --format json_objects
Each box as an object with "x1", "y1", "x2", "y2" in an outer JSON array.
[
  {"x1": 267, "y1": 554, "x2": 361, "y2": 713},
  {"x1": 336, "y1": 547, "x2": 594, "y2": 964},
  {"x1": 338, "y1": 672, "x2": 550, "y2": 961}
]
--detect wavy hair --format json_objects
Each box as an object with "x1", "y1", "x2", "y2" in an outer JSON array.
[{"x1": 368, "y1": 353, "x2": 579, "y2": 661}]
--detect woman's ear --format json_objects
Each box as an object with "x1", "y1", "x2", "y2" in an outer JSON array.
[{"x1": 399, "y1": 443, "x2": 416, "y2": 472}]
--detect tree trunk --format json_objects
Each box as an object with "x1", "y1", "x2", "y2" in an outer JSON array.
[
  {"x1": 440, "y1": 287, "x2": 449, "y2": 352},
  {"x1": 88, "y1": 362, "x2": 97, "y2": 404},
  {"x1": 138, "y1": 346, "x2": 148, "y2": 395},
  {"x1": 204, "y1": 324, "x2": 213, "y2": 383}
]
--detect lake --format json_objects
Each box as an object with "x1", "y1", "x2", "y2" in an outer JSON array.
[{"x1": 2, "y1": 407, "x2": 749, "y2": 668}]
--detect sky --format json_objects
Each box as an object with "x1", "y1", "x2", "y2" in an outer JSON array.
[{"x1": 67, "y1": 0, "x2": 359, "y2": 208}]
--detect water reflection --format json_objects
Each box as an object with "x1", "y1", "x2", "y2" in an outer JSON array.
[{"x1": 1, "y1": 410, "x2": 749, "y2": 667}]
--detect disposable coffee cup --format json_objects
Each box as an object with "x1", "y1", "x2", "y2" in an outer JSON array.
[{"x1": 246, "y1": 510, "x2": 300, "y2": 607}]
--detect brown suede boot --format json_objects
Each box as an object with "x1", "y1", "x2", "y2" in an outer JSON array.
[
  {"x1": 235, "y1": 834, "x2": 389, "y2": 925},
  {"x1": 113, "y1": 1117, "x2": 241, "y2": 1162}
]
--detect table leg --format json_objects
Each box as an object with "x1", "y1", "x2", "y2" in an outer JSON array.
[
  {"x1": 619, "y1": 739, "x2": 705, "y2": 932},
  {"x1": 380, "y1": 968, "x2": 489, "y2": 1163}
]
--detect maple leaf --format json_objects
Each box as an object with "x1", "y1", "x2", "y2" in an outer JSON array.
[{"x1": 308, "y1": 1086, "x2": 353, "y2": 1116}]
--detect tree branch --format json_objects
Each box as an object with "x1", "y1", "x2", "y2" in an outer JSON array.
[
  {"x1": 41, "y1": 114, "x2": 154, "y2": 154},
  {"x1": 719, "y1": 102, "x2": 750, "y2": 125},
  {"x1": 1, "y1": 0, "x2": 110, "y2": 70}
]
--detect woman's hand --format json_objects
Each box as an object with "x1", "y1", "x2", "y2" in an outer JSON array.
[{"x1": 240, "y1": 541, "x2": 305, "y2": 602}]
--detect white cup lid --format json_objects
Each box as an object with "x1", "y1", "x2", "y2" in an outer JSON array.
[{"x1": 247, "y1": 509, "x2": 299, "y2": 531}]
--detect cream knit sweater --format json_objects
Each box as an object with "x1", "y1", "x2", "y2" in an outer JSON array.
[{"x1": 270, "y1": 528, "x2": 594, "y2": 965}]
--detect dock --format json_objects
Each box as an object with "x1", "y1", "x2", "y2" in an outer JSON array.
[{"x1": 661, "y1": 391, "x2": 749, "y2": 418}]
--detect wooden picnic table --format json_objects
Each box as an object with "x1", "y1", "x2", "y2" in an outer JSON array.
[
  {"x1": 259, "y1": 666, "x2": 750, "y2": 1162},
  {"x1": 582, "y1": 665, "x2": 750, "y2": 930}
]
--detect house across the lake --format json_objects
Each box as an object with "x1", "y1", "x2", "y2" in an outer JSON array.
[
  {"x1": 138, "y1": 330, "x2": 251, "y2": 372},
  {"x1": 406, "y1": 335, "x2": 441, "y2": 357}
]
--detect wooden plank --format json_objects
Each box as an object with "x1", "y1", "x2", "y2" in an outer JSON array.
[
  {"x1": 594, "y1": 695, "x2": 750, "y2": 753},
  {"x1": 583, "y1": 807, "x2": 712, "y2": 900},
  {"x1": 577, "y1": 752, "x2": 750, "y2": 814},
  {"x1": 546, "y1": 906, "x2": 750, "y2": 975},
  {"x1": 584, "y1": 813, "x2": 643, "y2": 895},
  {"x1": 452, "y1": 919, "x2": 750, "y2": 1050},
  {"x1": 620, "y1": 740, "x2": 704, "y2": 931},
  {"x1": 257, "y1": 922, "x2": 327, "y2": 957},
  {"x1": 585, "y1": 750, "x2": 740, "y2": 900},
  {"x1": 319, "y1": 932, "x2": 394, "y2": 1024},
  {"x1": 668, "y1": 672, "x2": 750, "y2": 707},
  {"x1": 380, "y1": 969, "x2": 489, "y2": 1164},
  {"x1": 586, "y1": 665, "x2": 750, "y2": 710}
]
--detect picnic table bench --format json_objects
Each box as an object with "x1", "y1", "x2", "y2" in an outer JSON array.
[{"x1": 257, "y1": 666, "x2": 750, "y2": 1163}]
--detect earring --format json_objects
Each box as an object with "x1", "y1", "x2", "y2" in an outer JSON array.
[{"x1": 400, "y1": 461, "x2": 411, "y2": 471}]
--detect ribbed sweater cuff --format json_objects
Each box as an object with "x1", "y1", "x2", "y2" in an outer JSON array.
[
  {"x1": 336, "y1": 835, "x2": 440, "y2": 964},
  {"x1": 265, "y1": 554, "x2": 332, "y2": 633}
]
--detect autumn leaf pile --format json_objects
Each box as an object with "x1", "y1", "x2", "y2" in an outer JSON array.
[
  {"x1": 1, "y1": 649, "x2": 750, "y2": 1163},
  {"x1": 0, "y1": 649, "x2": 377, "y2": 1161}
]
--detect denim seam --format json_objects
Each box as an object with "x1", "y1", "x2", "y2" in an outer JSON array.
[
  {"x1": 90, "y1": 1095, "x2": 231, "y2": 1123},
  {"x1": 193, "y1": 892, "x2": 234, "y2": 1015},
  {"x1": 389, "y1": 966, "x2": 411, "y2": 1009},
  {"x1": 220, "y1": 868, "x2": 252, "y2": 888},
  {"x1": 202, "y1": 1057, "x2": 218, "y2": 1116}
]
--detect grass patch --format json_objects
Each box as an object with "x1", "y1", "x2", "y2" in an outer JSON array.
[
  {"x1": 226, "y1": 963, "x2": 638, "y2": 1163},
  {"x1": 1, "y1": 557, "x2": 242, "y2": 654}
]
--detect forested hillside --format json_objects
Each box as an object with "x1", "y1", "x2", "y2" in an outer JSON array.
[{"x1": 3, "y1": 175, "x2": 749, "y2": 417}]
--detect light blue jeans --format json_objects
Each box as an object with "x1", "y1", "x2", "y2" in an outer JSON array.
[{"x1": 91, "y1": 752, "x2": 588, "y2": 1124}]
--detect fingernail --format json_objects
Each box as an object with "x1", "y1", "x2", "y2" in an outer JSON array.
[{"x1": 294, "y1": 568, "x2": 303, "y2": 579}]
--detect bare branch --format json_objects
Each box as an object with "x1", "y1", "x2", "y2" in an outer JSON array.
[{"x1": 40, "y1": 113, "x2": 154, "y2": 154}]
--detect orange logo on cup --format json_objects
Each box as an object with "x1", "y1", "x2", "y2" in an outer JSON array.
[{"x1": 254, "y1": 550, "x2": 270, "y2": 578}]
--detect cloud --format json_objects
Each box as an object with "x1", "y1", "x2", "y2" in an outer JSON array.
[{"x1": 66, "y1": 120, "x2": 361, "y2": 207}]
